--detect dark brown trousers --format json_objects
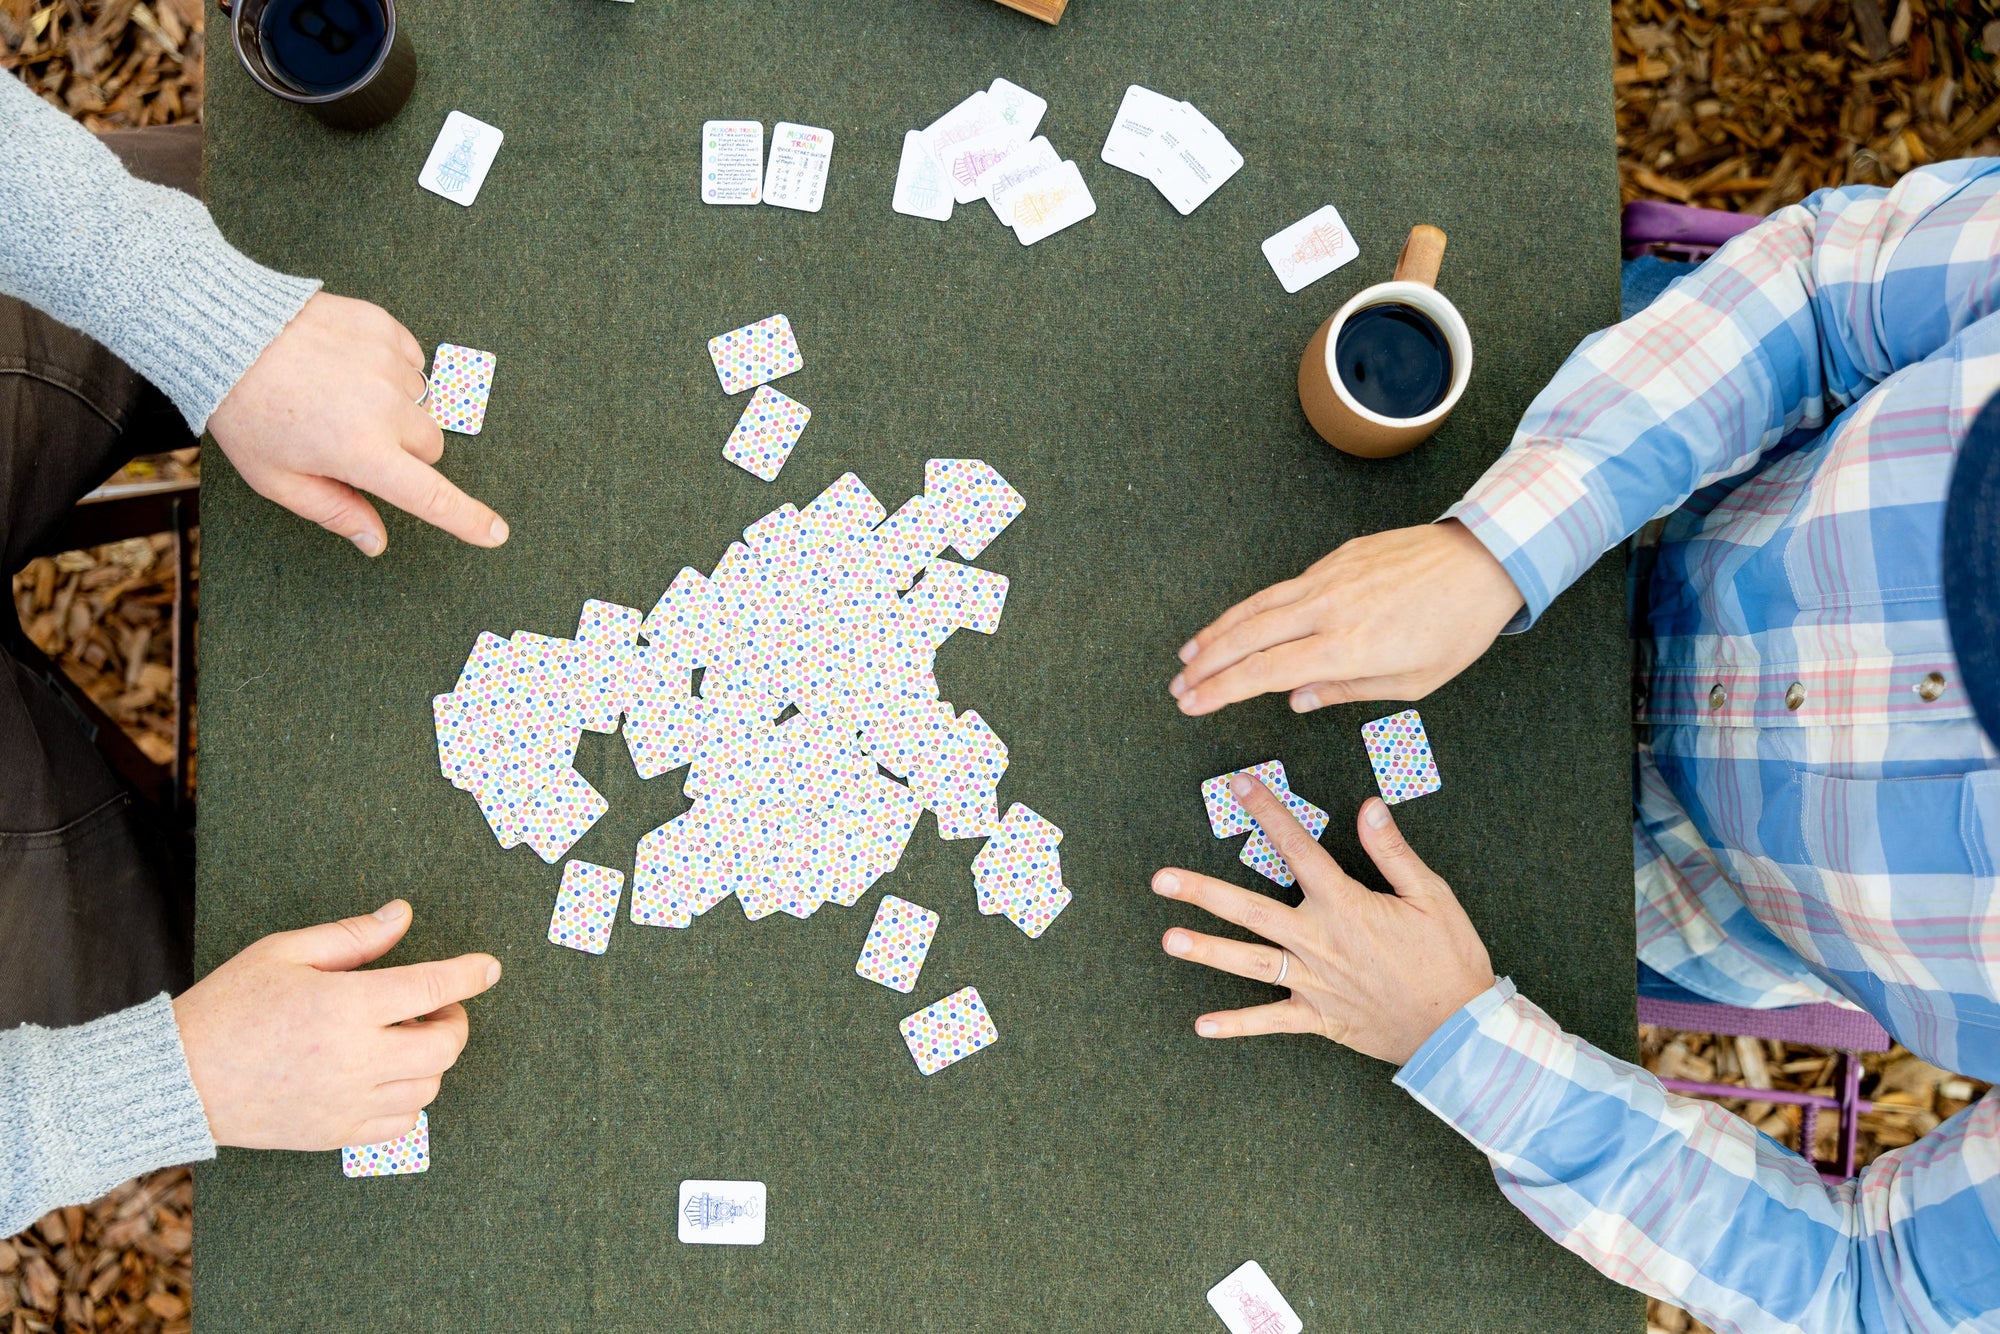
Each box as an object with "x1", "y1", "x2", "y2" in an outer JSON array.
[{"x1": 0, "y1": 124, "x2": 204, "y2": 1027}]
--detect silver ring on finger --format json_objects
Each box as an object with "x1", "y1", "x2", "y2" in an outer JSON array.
[{"x1": 1274, "y1": 949, "x2": 1291, "y2": 987}]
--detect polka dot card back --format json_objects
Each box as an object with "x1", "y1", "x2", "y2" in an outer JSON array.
[
  {"x1": 341, "y1": 1110, "x2": 430, "y2": 1178},
  {"x1": 723, "y1": 385, "x2": 812, "y2": 481},
  {"x1": 427, "y1": 343, "x2": 497, "y2": 435},
  {"x1": 549, "y1": 859, "x2": 623, "y2": 953},
  {"x1": 854, "y1": 893, "x2": 940, "y2": 993},
  {"x1": 1361, "y1": 708, "x2": 1442, "y2": 805},
  {"x1": 707, "y1": 313, "x2": 803, "y2": 395},
  {"x1": 899, "y1": 985, "x2": 999, "y2": 1076}
]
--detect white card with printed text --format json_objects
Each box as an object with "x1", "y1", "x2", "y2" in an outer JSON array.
[
  {"x1": 701, "y1": 120, "x2": 764, "y2": 204},
  {"x1": 763, "y1": 122, "x2": 834, "y2": 212}
]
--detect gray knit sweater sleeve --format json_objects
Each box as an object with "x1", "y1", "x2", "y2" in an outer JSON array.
[
  {"x1": 0, "y1": 76, "x2": 321, "y2": 431},
  {"x1": 0, "y1": 994, "x2": 215, "y2": 1235}
]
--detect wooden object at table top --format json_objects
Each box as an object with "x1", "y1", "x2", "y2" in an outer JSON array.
[{"x1": 990, "y1": 0, "x2": 1067, "y2": 23}]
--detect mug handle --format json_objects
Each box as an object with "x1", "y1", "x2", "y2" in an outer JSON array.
[{"x1": 1393, "y1": 225, "x2": 1447, "y2": 287}]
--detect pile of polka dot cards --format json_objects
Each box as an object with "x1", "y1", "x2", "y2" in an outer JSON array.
[{"x1": 423, "y1": 466, "x2": 1060, "y2": 1081}]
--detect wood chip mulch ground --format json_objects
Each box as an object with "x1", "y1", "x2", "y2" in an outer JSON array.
[{"x1": 6, "y1": 5, "x2": 2000, "y2": 1333}]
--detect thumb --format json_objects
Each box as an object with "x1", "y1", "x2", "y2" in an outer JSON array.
[
  {"x1": 265, "y1": 471, "x2": 389, "y2": 558},
  {"x1": 277, "y1": 900, "x2": 413, "y2": 971},
  {"x1": 1356, "y1": 800, "x2": 1449, "y2": 900}
]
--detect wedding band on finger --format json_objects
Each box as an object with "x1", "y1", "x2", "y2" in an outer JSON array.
[{"x1": 1274, "y1": 950, "x2": 1291, "y2": 987}]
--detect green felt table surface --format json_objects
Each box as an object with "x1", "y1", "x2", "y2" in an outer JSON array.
[{"x1": 195, "y1": 1, "x2": 1639, "y2": 1328}]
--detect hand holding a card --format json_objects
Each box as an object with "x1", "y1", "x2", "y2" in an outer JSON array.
[
  {"x1": 208, "y1": 293, "x2": 508, "y2": 558},
  {"x1": 1168, "y1": 520, "x2": 1522, "y2": 716},
  {"x1": 1154, "y1": 776, "x2": 1493, "y2": 1065},
  {"x1": 172, "y1": 899, "x2": 500, "y2": 1150}
]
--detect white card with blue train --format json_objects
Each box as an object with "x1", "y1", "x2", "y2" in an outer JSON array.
[
  {"x1": 418, "y1": 111, "x2": 504, "y2": 207},
  {"x1": 678, "y1": 1179, "x2": 766, "y2": 1245}
]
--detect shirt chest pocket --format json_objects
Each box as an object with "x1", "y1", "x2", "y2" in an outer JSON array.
[
  {"x1": 1783, "y1": 367, "x2": 1955, "y2": 613},
  {"x1": 1796, "y1": 770, "x2": 1997, "y2": 953}
]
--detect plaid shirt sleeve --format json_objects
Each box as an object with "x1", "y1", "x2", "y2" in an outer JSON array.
[
  {"x1": 1397, "y1": 981, "x2": 2000, "y2": 1333},
  {"x1": 1445, "y1": 157, "x2": 2000, "y2": 627}
]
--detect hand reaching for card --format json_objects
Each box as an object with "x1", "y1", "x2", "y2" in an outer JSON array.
[
  {"x1": 172, "y1": 900, "x2": 500, "y2": 1150},
  {"x1": 207, "y1": 292, "x2": 509, "y2": 558},
  {"x1": 1167, "y1": 520, "x2": 1523, "y2": 716},
  {"x1": 1153, "y1": 774, "x2": 1495, "y2": 1066}
]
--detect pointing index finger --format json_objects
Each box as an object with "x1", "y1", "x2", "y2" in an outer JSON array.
[
  {"x1": 1231, "y1": 774, "x2": 1356, "y2": 902},
  {"x1": 362, "y1": 952, "x2": 502, "y2": 1024},
  {"x1": 361, "y1": 448, "x2": 510, "y2": 549}
]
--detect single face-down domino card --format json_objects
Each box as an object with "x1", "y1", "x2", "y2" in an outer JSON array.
[
  {"x1": 1207, "y1": 1261, "x2": 1304, "y2": 1334},
  {"x1": 707, "y1": 314, "x2": 803, "y2": 395},
  {"x1": 763, "y1": 122, "x2": 834, "y2": 212},
  {"x1": 701, "y1": 119, "x2": 763, "y2": 204},
  {"x1": 892, "y1": 129, "x2": 954, "y2": 221},
  {"x1": 1200, "y1": 760, "x2": 1291, "y2": 838},
  {"x1": 854, "y1": 894, "x2": 940, "y2": 993},
  {"x1": 427, "y1": 343, "x2": 497, "y2": 435},
  {"x1": 549, "y1": 859, "x2": 623, "y2": 953},
  {"x1": 678, "y1": 1180, "x2": 766, "y2": 1246},
  {"x1": 925, "y1": 457, "x2": 1027, "y2": 560},
  {"x1": 341, "y1": 1111, "x2": 430, "y2": 1178},
  {"x1": 723, "y1": 385, "x2": 812, "y2": 481},
  {"x1": 900, "y1": 985, "x2": 999, "y2": 1076},
  {"x1": 1362, "y1": 708, "x2": 1442, "y2": 804},
  {"x1": 1263, "y1": 204, "x2": 1362, "y2": 294},
  {"x1": 418, "y1": 111, "x2": 504, "y2": 207}
]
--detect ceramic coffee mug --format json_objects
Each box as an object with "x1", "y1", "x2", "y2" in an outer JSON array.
[
  {"x1": 1297, "y1": 225, "x2": 1473, "y2": 459},
  {"x1": 221, "y1": 0, "x2": 415, "y2": 131}
]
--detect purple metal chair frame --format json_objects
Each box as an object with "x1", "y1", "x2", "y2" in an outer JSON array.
[{"x1": 1624, "y1": 198, "x2": 1895, "y2": 1182}]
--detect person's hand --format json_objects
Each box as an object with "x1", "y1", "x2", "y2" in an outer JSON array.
[
  {"x1": 206, "y1": 292, "x2": 509, "y2": 558},
  {"x1": 1153, "y1": 774, "x2": 1495, "y2": 1065},
  {"x1": 172, "y1": 899, "x2": 501, "y2": 1150},
  {"x1": 1167, "y1": 520, "x2": 1523, "y2": 716}
]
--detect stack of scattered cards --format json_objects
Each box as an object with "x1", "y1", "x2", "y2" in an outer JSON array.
[
  {"x1": 707, "y1": 313, "x2": 811, "y2": 480},
  {"x1": 1100, "y1": 85, "x2": 1242, "y2": 216},
  {"x1": 894, "y1": 77, "x2": 1098, "y2": 247},
  {"x1": 1199, "y1": 760, "x2": 1330, "y2": 889},
  {"x1": 700, "y1": 119, "x2": 835, "y2": 212},
  {"x1": 430, "y1": 462, "x2": 1069, "y2": 931}
]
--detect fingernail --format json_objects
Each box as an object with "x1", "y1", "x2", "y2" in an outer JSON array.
[
  {"x1": 488, "y1": 517, "x2": 510, "y2": 546},
  {"x1": 1196, "y1": 1019, "x2": 1220, "y2": 1037},
  {"x1": 485, "y1": 960, "x2": 502, "y2": 986},
  {"x1": 1153, "y1": 871, "x2": 1180, "y2": 896},
  {"x1": 1291, "y1": 689, "x2": 1319, "y2": 713},
  {"x1": 351, "y1": 531, "x2": 383, "y2": 557},
  {"x1": 1177, "y1": 639, "x2": 1199, "y2": 664},
  {"x1": 1165, "y1": 930, "x2": 1191, "y2": 956},
  {"x1": 373, "y1": 900, "x2": 407, "y2": 922},
  {"x1": 1229, "y1": 773, "x2": 1252, "y2": 797},
  {"x1": 1365, "y1": 801, "x2": 1391, "y2": 829},
  {"x1": 1168, "y1": 673, "x2": 1187, "y2": 698}
]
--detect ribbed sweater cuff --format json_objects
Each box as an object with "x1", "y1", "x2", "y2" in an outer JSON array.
[
  {"x1": 132, "y1": 226, "x2": 322, "y2": 433},
  {"x1": 0, "y1": 994, "x2": 216, "y2": 1236}
]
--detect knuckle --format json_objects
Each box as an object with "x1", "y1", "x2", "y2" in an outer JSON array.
[
  {"x1": 1239, "y1": 899, "x2": 1274, "y2": 937},
  {"x1": 421, "y1": 966, "x2": 450, "y2": 1014}
]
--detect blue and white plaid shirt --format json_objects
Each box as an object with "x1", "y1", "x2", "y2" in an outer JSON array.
[{"x1": 1394, "y1": 159, "x2": 2000, "y2": 1332}]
